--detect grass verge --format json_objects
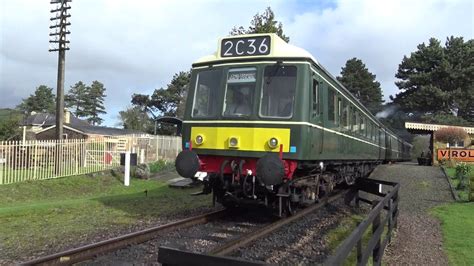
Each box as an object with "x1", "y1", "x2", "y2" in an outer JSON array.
[
  {"x1": 0, "y1": 171, "x2": 211, "y2": 261},
  {"x1": 431, "y1": 202, "x2": 474, "y2": 265},
  {"x1": 325, "y1": 214, "x2": 365, "y2": 265},
  {"x1": 444, "y1": 165, "x2": 473, "y2": 202}
]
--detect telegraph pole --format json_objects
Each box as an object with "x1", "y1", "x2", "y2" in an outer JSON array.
[{"x1": 49, "y1": 0, "x2": 71, "y2": 140}]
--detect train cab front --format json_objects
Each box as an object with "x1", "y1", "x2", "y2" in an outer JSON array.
[
  {"x1": 174, "y1": 128, "x2": 299, "y2": 209},
  {"x1": 173, "y1": 34, "x2": 315, "y2": 214}
]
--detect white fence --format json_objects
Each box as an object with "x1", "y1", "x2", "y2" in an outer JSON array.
[{"x1": 0, "y1": 135, "x2": 182, "y2": 185}]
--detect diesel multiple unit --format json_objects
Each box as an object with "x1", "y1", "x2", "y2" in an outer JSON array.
[{"x1": 175, "y1": 33, "x2": 411, "y2": 215}]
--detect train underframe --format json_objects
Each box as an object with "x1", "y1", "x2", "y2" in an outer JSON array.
[{"x1": 190, "y1": 154, "x2": 379, "y2": 217}]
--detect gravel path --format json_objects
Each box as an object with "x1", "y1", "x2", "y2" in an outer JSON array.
[{"x1": 370, "y1": 162, "x2": 453, "y2": 265}]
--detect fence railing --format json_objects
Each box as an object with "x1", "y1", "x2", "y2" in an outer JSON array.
[
  {"x1": 326, "y1": 178, "x2": 400, "y2": 266},
  {"x1": 0, "y1": 135, "x2": 182, "y2": 185}
]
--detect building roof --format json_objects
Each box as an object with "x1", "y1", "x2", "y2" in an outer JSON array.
[
  {"x1": 405, "y1": 122, "x2": 474, "y2": 134},
  {"x1": 75, "y1": 124, "x2": 144, "y2": 136},
  {"x1": 23, "y1": 112, "x2": 90, "y2": 127},
  {"x1": 28, "y1": 112, "x2": 146, "y2": 137}
]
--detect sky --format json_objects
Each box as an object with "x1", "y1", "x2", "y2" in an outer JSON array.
[{"x1": 0, "y1": 0, "x2": 472, "y2": 127}]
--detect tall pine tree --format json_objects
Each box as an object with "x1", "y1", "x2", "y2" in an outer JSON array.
[
  {"x1": 393, "y1": 36, "x2": 473, "y2": 124},
  {"x1": 17, "y1": 85, "x2": 55, "y2": 114},
  {"x1": 65, "y1": 81, "x2": 88, "y2": 117},
  {"x1": 337, "y1": 58, "x2": 384, "y2": 114},
  {"x1": 84, "y1": 81, "x2": 107, "y2": 125}
]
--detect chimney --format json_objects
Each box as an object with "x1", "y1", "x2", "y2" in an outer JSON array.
[{"x1": 64, "y1": 108, "x2": 71, "y2": 124}]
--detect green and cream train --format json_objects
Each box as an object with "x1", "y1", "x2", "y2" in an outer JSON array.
[{"x1": 175, "y1": 33, "x2": 411, "y2": 214}]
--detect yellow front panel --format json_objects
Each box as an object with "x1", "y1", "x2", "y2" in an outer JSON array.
[{"x1": 191, "y1": 127, "x2": 291, "y2": 152}]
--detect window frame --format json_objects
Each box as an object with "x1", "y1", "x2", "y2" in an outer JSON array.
[
  {"x1": 222, "y1": 67, "x2": 258, "y2": 118},
  {"x1": 258, "y1": 64, "x2": 298, "y2": 119},
  {"x1": 191, "y1": 68, "x2": 223, "y2": 119}
]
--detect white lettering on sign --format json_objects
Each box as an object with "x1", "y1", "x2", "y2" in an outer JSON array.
[
  {"x1": 221, "y1": 36, "x2": 271, "y2": 57},
  {"x1": 227, "y1": 72, "x2": 256, "y2": 83}
]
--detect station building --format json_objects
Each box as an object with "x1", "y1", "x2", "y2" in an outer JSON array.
[{"x1": 405, "y1": 122, "x2": 474, "y2": 165}]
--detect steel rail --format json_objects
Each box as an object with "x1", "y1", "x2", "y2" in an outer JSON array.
[
  {"x1": 21, "y1": 209, "x2": 227, "y2": 266},
  {"x1": 208, "y1": 189, "x2": 348, "y2": 256}
]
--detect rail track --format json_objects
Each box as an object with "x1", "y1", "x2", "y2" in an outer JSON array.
[
  {"x1": 22, "y1": 189, "x2": 349, "y2": 265},
  {"x1": 21, "y1": 209, "x2": 227, "y2": 265},
  {"x1": 158, "y1": 189, "x2": 349, "y2": 265}
]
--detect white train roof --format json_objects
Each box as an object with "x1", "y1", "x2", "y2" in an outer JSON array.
[{"x1": 193, "y1": 33, "x2": 318, "y2": 65}]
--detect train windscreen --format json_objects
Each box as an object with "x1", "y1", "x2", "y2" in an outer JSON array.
[
  {"x1": 259, "y1": 65, "x2": 297, "y2": 118},
  {"x1": 223, "y1": 67, "x2": 257, "y2": 117},
  {"x1": 192, "y1": 69, "x2": 222, "y2": 118}
]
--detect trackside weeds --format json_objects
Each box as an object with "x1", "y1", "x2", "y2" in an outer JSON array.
[{"x1": 0, "y1": 170, "x2": 212, "y2": 264}]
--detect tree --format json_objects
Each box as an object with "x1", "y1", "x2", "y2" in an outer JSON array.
[
  {"x1": 84, "y1": 81, "x2": 107, "y2": 125},
  {"x1": 130, "y1": 72, "x2": 190, "y2": 135},
  {"x1": 65, "y1": 81, "x2": 88, "y2": 117},
  {"x1": 435, "y1": 126, "x2": 468, "y2": 145},
  {"x1": 230, "y1": 7, "x2": 290, "y2": 42},
  {"x1": 0, "y1": 116, "x2": 21, "y2": 141},
  {"x1": 337, "y1": 58, "x2": 384, "y2": 114},
  {"x1": 0, "y1": 109, "x2": 21, "y2": 141},
  {"x1": 17, "y1": 85, "x2": 55, "y2": 114},
  {"x1": 132, "y1": 71, "x2": 190, "y2": 119},
  {"x1": 119, "y1": 106, "x2": 153, "y2": 132},
  {"x1": 151, "y1": 71, "x2": 190, "y2": 118},
  {"x1": 392, "y1": 36, "x2": 473, "y2": 124}
]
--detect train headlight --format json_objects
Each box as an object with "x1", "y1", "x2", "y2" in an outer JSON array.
[
  {"x1": 229, "y1": 137, "x2": 239, "y2": 148},
  {"x1": 195, "y1": 135, "x2": 204, "y2": 145},
  {"x1": 268, "y1": 137, "x2": 279, "y2": 149}
]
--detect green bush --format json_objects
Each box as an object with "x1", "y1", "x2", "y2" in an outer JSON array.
[
  {"x1": 455, "y1": 162, "x2": 471, "y2": 189},
  {"x1": 470, "y1": 175, "x2": 474, "y2": 202},
  {"x1": 149, "y1": 160, "x2": 172, "y2": 173}
]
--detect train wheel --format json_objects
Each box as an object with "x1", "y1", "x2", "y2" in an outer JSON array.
[{"x1": 285, "y1": 197, "x2": 298, "y2": 216}]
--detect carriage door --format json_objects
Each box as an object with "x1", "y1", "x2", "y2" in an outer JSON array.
[{"x1": 311, "y1": 77, "x2": 323, "y2": 154}]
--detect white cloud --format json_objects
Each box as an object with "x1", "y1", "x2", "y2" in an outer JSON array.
[{"x1": 0, "y1": 0, "x2": 472, "y2": 126}]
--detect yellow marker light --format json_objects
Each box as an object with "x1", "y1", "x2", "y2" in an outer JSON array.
[
  {"x1": 268, "y1": 137, "x2": 279, "y2": 149},
  {"x1": 195, "y1": 134, "x2": 204, "y2": 145},
  {"x1": 228, "y1": 136, "x2": 239, "y2": 148}
]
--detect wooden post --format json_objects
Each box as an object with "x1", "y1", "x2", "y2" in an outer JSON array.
[
  {"x1": 355, "y1": 190, "x2": 360, "y2": 208},
  {"x1": 33, "y1": 141, "x2": 38, "y2": 179},
  {"x1": 372, "y1": 200, "x2": 381, "y2": 265},
  {"x1": 356, "y1": 221, "x2": 362, "y2": 264}
]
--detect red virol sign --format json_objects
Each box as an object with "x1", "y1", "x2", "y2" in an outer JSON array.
[{"x1": 437, "y1": 149, "x2": 474, "y2": 162}]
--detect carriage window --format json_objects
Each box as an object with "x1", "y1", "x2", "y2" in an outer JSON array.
[
  {"x1": 352, "y1": 111, "x2": 359, "y2": 132},
  {"x1": 337, "y1": 98, "x2": 342, "y2": 125},
  {"x1": 341, "y1": 100, "x2": 350, "y2": 131},
  {"x1": 260, "y1": 65, "x2": 297, "y2": 118},
  {"x1": 223, "y1": 68, "x2": 256, "y2": 117},
  {"x1": 360, "y1": 117, "x2": 366, "y2": 136},
  {"x1": 366, "y1": 123, "x2": 370, "y2": 139},
  {"x1": 192, "y1": 69, "x2": 222, "y2": 118},
  {"x1": 328, "y1": 89, "x2": 336, "y2": 122},
  {"x1": 312, "y1": 79, "x2": 319, "y2": 116}
]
